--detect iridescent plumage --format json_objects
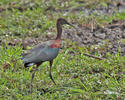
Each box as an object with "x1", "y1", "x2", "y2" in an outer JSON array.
[
  {"x1": 22, "y1": 40, "x2": 60, "y2": 67},
  {"x1": 22, "y1": 18, "x2": 76, "y2": 93}
]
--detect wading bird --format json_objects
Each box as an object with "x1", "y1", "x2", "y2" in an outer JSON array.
[{"x1": 22, "y1": 18, "x2": 76, "y2": 93}]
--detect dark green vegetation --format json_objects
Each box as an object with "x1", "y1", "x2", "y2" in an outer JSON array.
[{"x1": 0, "y1": 0, "x2": 125, "y2": 99}]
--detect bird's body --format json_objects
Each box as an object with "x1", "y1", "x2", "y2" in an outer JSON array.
[
  {"x1": 22, "y1": 40, "x2": 60, "y2": 67},
  {"x1": 22, "y1": 18, "x2": 76, "y2": 93}
]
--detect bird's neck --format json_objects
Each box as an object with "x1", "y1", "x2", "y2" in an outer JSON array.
[
  {"x1": 56, "y1": 21, "x2": 62, "y2": 40},
  {"x1": 50, "y1": 40, "x2": 61, "y2": 48}
]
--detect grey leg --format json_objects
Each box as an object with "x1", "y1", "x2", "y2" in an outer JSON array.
[
  {"x1": 30, "y1": 67, "x2": 38, "y2": 93},
  {"x1": 49, "y1": 60, "x2": 56, "y2": 85}
]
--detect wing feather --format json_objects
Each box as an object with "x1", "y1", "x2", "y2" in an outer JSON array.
[{"x1": 22, "y1": 40, "x2": 53, "y2": 63}]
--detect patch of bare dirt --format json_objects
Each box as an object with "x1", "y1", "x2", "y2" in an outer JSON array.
[
  {"x1": 62, "y1": 22, "x2": 125, "y2": 56},
  {"x1": 1, "y1": 21, "x2": 125, "y2": 56}
]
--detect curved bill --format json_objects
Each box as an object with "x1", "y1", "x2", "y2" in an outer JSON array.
[{"x1": 67, "y1": 22, "x2": 78, "y2": 32}]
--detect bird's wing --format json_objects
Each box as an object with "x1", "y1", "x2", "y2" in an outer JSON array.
[
  {"x1": 23, "y1": 41, "x2": 51, "y2": 56},
  {"x1": 29, "y1": 41, "x2": 50, "y2": 52},
  {"x1": 22, "y1": 40, "x2": 53, "y2": 63}
]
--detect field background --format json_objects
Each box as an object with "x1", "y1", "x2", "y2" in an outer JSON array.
[{"x1": 0, "y1": 0, "x2": 125, "y2": 99}]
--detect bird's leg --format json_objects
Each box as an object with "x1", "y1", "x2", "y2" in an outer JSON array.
[
  {"x1": 30, "y1": 66, "x2": 38, "y2": 94},
  {"x1": 49, "y1": 60, "x2": 56, "y2": 85}
]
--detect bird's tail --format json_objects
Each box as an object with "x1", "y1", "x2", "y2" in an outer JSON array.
[{"x1": 24, "y1": 63, "x2": 34, "y2": 68}]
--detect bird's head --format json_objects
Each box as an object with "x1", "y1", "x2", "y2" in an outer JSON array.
[
  {"x1": 57, "y1": 18, "x2": 77, "y2": 29},
  {"x1": 57, "y1": 18, "x2": 70, "y2": 25},
  {"x1": 56, "y1": 18, "x2": 78, "y2": 39}
]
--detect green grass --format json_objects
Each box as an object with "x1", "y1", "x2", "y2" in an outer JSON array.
[
  {"x1": 0, "y1": 43, "x2": 125, "y2": 99},
  {"x1": 0, "y1": 0, "x2": 125, "y2": 99},
  {"x1": 0, "y1": 0, "x2": 125, "y2": 39}
]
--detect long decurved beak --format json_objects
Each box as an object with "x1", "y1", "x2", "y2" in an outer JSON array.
[{"x1": 67, "y1": 22, "x2": 79, "y2": 32}]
